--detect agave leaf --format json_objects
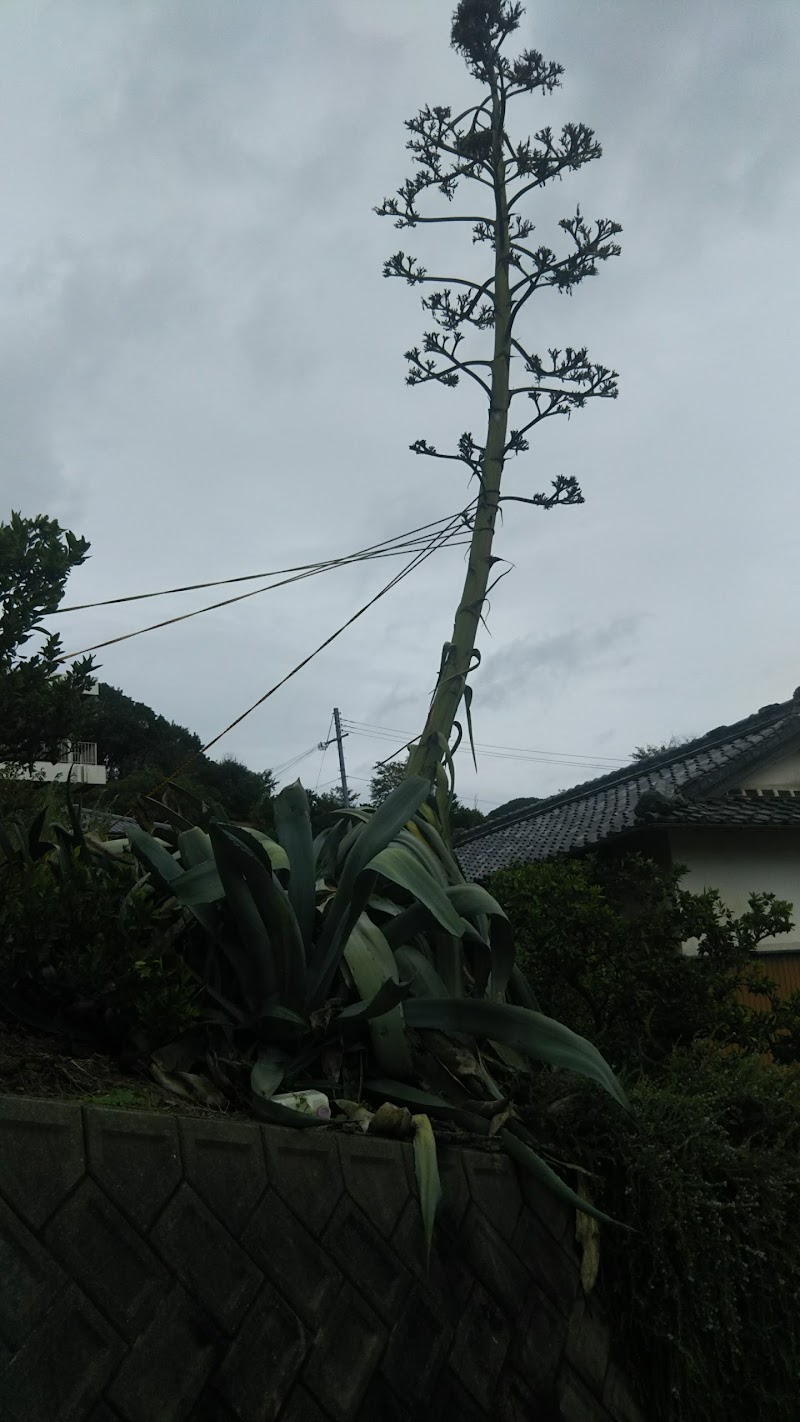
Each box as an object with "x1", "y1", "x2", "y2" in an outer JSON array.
[
  {"x1": 500, "y1": 1129, "x2": 626, "y2": 1229},
  {"x1": 432, "y1": 935, "x2": 464, "y2": 997},
  {"x1": 211, "y1": 824, "x2": 305, "y2": 1008},
  {"x1": 343, "y1": 914, "x2": 414, "y2": 1078},
  {"x1": 251, "y1": 1046, "x2": 287, "y2": 1102},
  {"x1": 172, "y1": 859, "x2": 224, "y2": 905},
  {"x1": 63, "y1": 771, "x2": 85, "y2": 850},
  {"x1": 260, "y1": 1004, "x2": 309, "y2": 1033},
  {"x1": 313, "y1": 818, "x2": 349, "y2": 883},
  {"x1": 336, "y1": 820, "x2": 365, "y2": 872},
  {"x1": 249, "y1": 1093, "x2": 327, "y2": 1128},
  {"x1": 367, "y1": 894, "x2": 403, "y2": 917},
  {"x1": 275, "y1": 781, "x2": 316, "y2": 949},
  {"x1": 445, "y1": 885, "x2": 513, "y2": 999},
  {"x1": 336, "y1": 977, "x2": 413, "y2": 1026},
  {"x1": 412, "y1": 812, "x2": 466, "y2": 884},
  {"x1": 226, "y1": 823, "x2": 290, "y2": 875},
  {"x1": 208, "y1": 824, "x2": 278, "y2": 1001},
  {"x1": 395, "y1": 944, "x2": 450, "y2": 999},
  {"x1": 310, "y1": 776, "x2": 431, "y2": 1002},
  {"x1": 367, "y1": 845, "x2": 468, "y2": 939},
  {"x1": 362, "y1": 1079, "x2": 492, "y2": 1135},
  {"x1": 412, "y1": 1113, "x2": 442, "y2": 1265},
  {"x1": 137, "y1": 795, "x2": 194, "y2": 832},
  {"x1": 27, "y1": 807, "x2": 48, "y2": 860},
  {"x1": 51, "y1": 823, "x2": 77, "y2": 878},
  {"x1": 126, "y1": 823, "x2": 181, "y2": 893},
  {"x1": 383, "y1": 902, "x2": 433, "y2": 950},
  {"x1": 177, "y1": 827, "x2": 213, "y2": 868},
  {"x1": 403, "y1": 998, "x2": 630, "y2": 1112},
  {"x1": 85, "y1": 833, "x2": 133, "y2": 865},
  {"x1": 394, "y1": 828, "x2": 451, "y2": 888}
]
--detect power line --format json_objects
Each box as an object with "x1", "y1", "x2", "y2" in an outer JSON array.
[
  {"x1": 56, "y1": 531, "x2": 470, "y2": 665},
  {"x1": 272, "y1": 744, "x2": 321, "y2": 778},
  {"x1": 148, "y1": 513, "x2": 463, "y2": 796},
  {"x1": 54, "y1": 508, "x2": 476, "y2": 614},
  {"x1": 340, "y1": 718, "x2": 628, "y2": 771}
]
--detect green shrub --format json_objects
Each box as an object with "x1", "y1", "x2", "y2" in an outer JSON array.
[
  {"x1": 489, "y1": 853, "x2": 795, "y2": 1071},
  {"x1": 523, "y1": 1046, "x2": 800, "y2": 1422},
  {"x1": 0, "y1": 777, "x2": 632, "y2": 1237}
]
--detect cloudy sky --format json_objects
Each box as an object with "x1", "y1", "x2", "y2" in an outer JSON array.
[{"x1": 2, "y1": 0, "x2": 798, "y2": 811}]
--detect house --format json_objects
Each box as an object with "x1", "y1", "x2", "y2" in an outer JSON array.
[
  {"x1": 4, "y1": 681, "x2": 107, "y2": 787},
  {"x1": 456, "y1": 687, "x2": 800, "y2": 991}
]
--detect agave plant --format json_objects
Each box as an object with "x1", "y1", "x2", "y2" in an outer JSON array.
[{"x1": 124, "y1": 775, "x2": 630, "y2": 1241}]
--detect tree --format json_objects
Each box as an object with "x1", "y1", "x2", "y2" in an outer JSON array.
[
  {"x1": 77, "y1": 681, "x2": 276, "y2": 822},
  {"x1": 367, "y1": 757, "x2": 484, "y2": 831},
  {"x1": 486, "y1": 794, "x2": 540, "y2": 819},
  {"x1": 631, "y1": 737, "x2": 693, "y2": 762},
  {"x1": 489, "y1": 852, "x2": 795, "y2": 1072},
  {"x1": 305, "y1": 786, "x2": 358, "y2": 838},
  {"x1": 79, "y1": 682, "x2": 203, "y2": 782},
  {"x1": 376, "y1": 1, "x2": 620, "y2": 787},
  {"x1": 367, "y1": 758, "x2": 407, "y2": 806},
  {"x1": 0, "y1": 511, "x2": 95, "y2": 769}
]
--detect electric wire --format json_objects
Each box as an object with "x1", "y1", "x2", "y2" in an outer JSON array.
[
  {"x1": 148, "y1": 513, "x2": 463, "y2": 795},
  {"x1": 53, "y1": 508, "x2": 476, "y2": 614},
  {"x1": 55, "y1": 531, "x2": 471, "y2": 665},
  {"x1": 340, "y1": 718, "x2": 628, "y2": 770}
]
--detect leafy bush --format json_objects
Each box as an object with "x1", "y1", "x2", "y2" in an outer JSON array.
[
  {"x1": 523, "y1": 1046, "x2": 800, "y2": 1422},
  {"x1": 489, "y1": 853, "x2": 796, "y2": 1071},
  {"x1": 0, "y1": 803, "x2": 198, "y2": 1053},
  {"x1": 3, "y1": 776, "x2": 629, "y2": 1234}
]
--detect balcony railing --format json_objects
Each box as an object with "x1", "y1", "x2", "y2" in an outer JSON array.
[{"x1": 57, "y1": 742, "x2": 99, "y2": 766}]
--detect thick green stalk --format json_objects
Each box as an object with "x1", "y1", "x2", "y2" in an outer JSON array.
[{"x1": 408, "y1": 81, "x2": 511, "y2": 787}]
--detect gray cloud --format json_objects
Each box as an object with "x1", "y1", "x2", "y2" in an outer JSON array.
[
  {"x1": 0, "y1": 0, "x2": 797, "y2": 810},
  {"x1": 480, "y1": 617, "x2": 641, "y2": 708}
]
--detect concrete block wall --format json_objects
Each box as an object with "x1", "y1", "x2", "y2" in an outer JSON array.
[{"x1": 0, "y1": 1096, "x2": 644, "y2": 1421}]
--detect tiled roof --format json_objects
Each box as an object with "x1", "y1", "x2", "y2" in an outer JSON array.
[{"x1": 455, "y1": 691, "x2": 800, "y2": 878}]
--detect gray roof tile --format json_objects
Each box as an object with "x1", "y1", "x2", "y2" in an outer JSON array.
[{"x1": 455, "y1": 691, "x2": 800, "y2": 878}]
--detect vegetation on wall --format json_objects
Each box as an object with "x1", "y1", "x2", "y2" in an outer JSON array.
[
  {"x1": 490, "y1": 851, "x2": 800, "y2": 1422},
  {"x1": 524, "y1": 1049, "x2": 800, "y2": 1422},
  {"x1": 0, "y1": 778, "x2": 630, "y2": 1245}
]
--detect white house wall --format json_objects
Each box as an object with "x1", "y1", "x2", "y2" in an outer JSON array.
[
  {"x1": 670, "y1": 827, "x2": 800, "y2": 952},
  {"x1": 740, "y1": 749, "x2": 800, "y2": 789}
]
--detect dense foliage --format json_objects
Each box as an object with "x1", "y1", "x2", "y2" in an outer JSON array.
[
  {"x1": 490, "y1": 853, "x2": 797, "y2": 1072},
  {"x1": 0, "y1": 511, "x2": 95, "y2": 769},
  {"x1": 489, "y1": 851, "x2": 800, "y2": 1420},
  {"x1": 0, "y1": 797, "x2": 198, "y2": 1054},
  {"x1": 74, "y1": 681, "x2": 275, "y2": 821},
  {"x1": 524, "y1": 1049, "x2": 800, "y2": 1422},
  {"x1": 0, "y1": 779, "x2": 629, "y2": 1238}
]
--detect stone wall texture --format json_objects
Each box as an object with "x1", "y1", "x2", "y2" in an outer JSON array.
[{"x1": 0, "y1": 1096, "x2": 645, "y2": 1422}]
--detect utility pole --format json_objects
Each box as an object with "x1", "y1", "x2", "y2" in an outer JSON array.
[{"x1": 333, "y1": 707, "x2": 349, "y2": 805}]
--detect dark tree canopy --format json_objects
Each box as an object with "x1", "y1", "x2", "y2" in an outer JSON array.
[
  {"x1": 486, "y1": 794, "x2": 540, "y2": 820},
  {"x1": 76, "y1": 681, "x2": 275, "y2": 821},
  {"x1": 0, "y1": 511, "x2": 95, "y2": 769}
]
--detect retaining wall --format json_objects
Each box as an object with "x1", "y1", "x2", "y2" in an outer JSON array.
[{"x1": 0, "y1": 1096, "x2": 644, "y2": 1421}]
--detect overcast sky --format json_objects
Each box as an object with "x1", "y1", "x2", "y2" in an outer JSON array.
[{"x1": 2, "y1": 0, "x2": 798, "y2": 810}]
